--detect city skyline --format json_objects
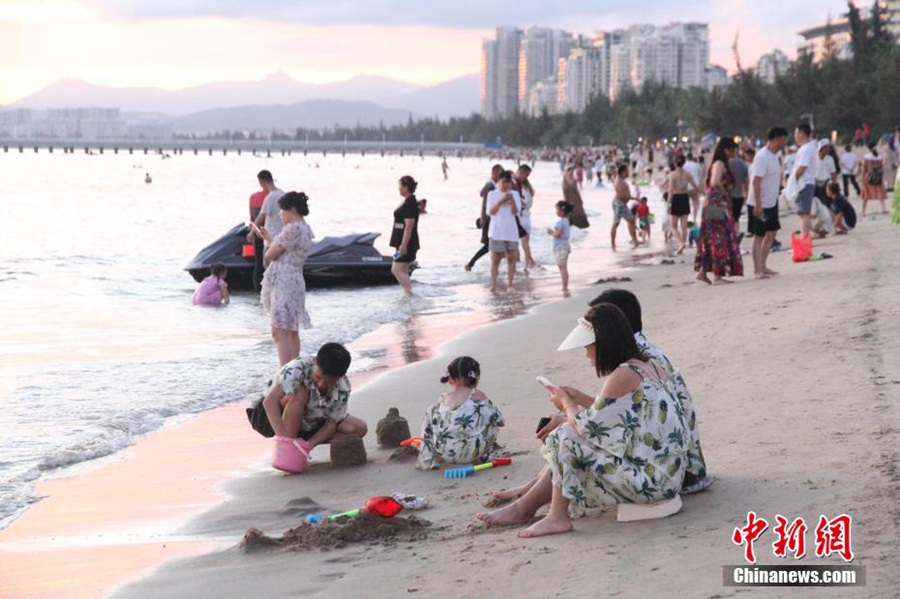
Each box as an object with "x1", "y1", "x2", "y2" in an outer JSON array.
[{"x1": 0, "y1": 0, "x2": 864, "y2": 105}]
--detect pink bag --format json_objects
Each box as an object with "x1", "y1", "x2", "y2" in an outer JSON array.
[
  {"x1": 791, "y1": 232, "x2": 813, "y2": 263},
  {"x1": 272, "y1": 436, "x2": 311, "y2": 474}
]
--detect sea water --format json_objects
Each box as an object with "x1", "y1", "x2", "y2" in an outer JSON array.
[{"x1": 0, "y1": 150, "x2": 650, "y2": 528}]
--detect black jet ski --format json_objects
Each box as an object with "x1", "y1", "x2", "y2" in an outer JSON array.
[{"x1": 185, "y1": 224, "x2": 404, "y2": 290}]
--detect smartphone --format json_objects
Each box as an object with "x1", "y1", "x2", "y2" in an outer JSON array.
[
  {"x1": 535, "y1": 416, "x2": 552, "y2": 434},
  {"x1": 536, "y1": 376, "x2": 556, "y2": 389}
]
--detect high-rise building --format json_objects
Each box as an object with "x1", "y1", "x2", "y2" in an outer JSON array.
[
  {"x1": 558, "y1": 46, "x2": 605, "y2": 112},
  {"x1": 480, "y1": 39, "x2": 498, "y2": 119},
  {"x1": 884, "y1": 0, "x2": 900, "y2": 38},
  {"x1": 495, "y1": 27, "x2": 523, "y2": 118},
  {"x1": 756, "y1": 49, "x2": 791, "y2": 83},
  {"x1": 607, "y1": 29, "x2": 632, "y2": 101},
  {"x1": 481, "y1": 27, "x2": 524, "y2": 120},
  {"x1": 482, "y1": 21, "x2": 716, "y2": 116},
  {"x1": 705, "y1": 65, "x2": 730, "y2": 90},
  {"x1": 797, "y1": 17, "x2": 853, "y2": 61},
  {"x1": 527, "y1": 76, "x2": 559, "y2": 117},
  {"x1": 518, "y1": 27, "x2": 573, "y2": 114}
]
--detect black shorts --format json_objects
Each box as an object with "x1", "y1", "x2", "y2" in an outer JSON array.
[
  {"x1": 246, "y1": 402, "x2": 325, "y2": 440},
  {"x1": 747, "y1": 206, "x2": 781, "y2": 237},
  {"x1": 669, "y1": 193, "x2": 691, "y2": 216},
  {"x1": 392, "y1": 248, "x2": 418, "y2": 263},
  {"x1": 731, "y1": 197, "x2": 745, "y2": 222}
]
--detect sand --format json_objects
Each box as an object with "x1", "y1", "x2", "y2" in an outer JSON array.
[{"x1": 4, "y1": 214, "x2": 900, "y2": 598}]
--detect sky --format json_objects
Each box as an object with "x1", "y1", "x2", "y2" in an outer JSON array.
[{"x1": 0, "y1": 0, "x2": 856, "y2": 105}]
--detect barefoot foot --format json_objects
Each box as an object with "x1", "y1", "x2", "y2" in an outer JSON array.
[
  {"x1": 696, "y1": 272, "x2": 712, "y2": 285},
  {"x1": 518, "y1": 514, "x2": 573, "y2": 538},
  {"x1": 477, "y1": 502, "x2": 532, "y2": 526}
]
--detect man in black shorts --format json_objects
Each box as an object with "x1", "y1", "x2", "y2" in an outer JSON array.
[{"x1": 748, "y1": 127, "x2": 788, "y2": 278}]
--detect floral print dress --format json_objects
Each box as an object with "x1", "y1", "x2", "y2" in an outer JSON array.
[
  {"x1": 541, "y1": 360, "x2": 688, "y2": 517},
  {"x1": 417, "y1": 390, "x2": 505, "y2": 470},
  {"x1": 635, "y1": 332, "x2": 707, "y2": 483},
  {"x1": 261, "y1": 220, "x2": 313, "y2": 331},
  {"x1": 694, "y1": 172, "x2": 743, "y2": 277}
]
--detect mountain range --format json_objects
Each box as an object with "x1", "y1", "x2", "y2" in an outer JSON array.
[{"x1": 8, "y1": 71, "x2": 480, "y2": 130}]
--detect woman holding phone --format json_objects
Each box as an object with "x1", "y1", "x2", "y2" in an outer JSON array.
[
  {"x1": 477, "y1": 303, "x2": 687, "y2": 537},
  {"x1": 257, "y1": 191, "x2": 313, "y2": 366},
  {"x1": 485, "y1": 170, "x2": 522, "y2": 293}
]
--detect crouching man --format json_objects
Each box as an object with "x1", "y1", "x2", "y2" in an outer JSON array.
[{"x1": 246, "y1": 342, "x2": 367, "y2": 447}]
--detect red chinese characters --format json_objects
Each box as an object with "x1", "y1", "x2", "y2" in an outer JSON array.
[
  {"x1": 772, "y1": 515, "x2": 807, "y2": 559},
  {"x1": 732, "y1": 511, "x2": 770, "y2": 564},
  {"x1": 814, "y1": 514, "x2": 854, "y2": 562}
]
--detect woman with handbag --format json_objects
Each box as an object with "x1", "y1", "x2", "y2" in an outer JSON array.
[
  {"x1": 486, "y1": 170, "x2": 523, "y2": 293},
  {"x1": 695, "y1": 138, "x2": 744, "y2": 285}
]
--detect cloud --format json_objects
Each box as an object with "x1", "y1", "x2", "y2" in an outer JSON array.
[{"x1": 81, "y1": 0, "x2": 853, "y2": 32}]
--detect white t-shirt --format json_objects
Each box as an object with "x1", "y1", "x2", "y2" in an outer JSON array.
[
  {"x1": 683, "y1": 161, "x2": 702, "y2": 190},
  {"x1": 749, "y1": 146, "x2": 782, "y2": 209},
  {"x1": 486, "y1": 188, "x2": 523, "y2": 242},
  {"x1": 792, "y1": 142, "x2": 817, "y2": 187},
  {"x1": 839, "y1": 152, "x2": 857, "y2": 175},
  {"x1": 815, "y1": 155, "x2": 836, "y2": 184},
  {"x1": 260, "y1": 188, "x2": 286, "y2": 240},
  {"x1": 784, "y1": 154, "x2": 796, "y2": 176}
]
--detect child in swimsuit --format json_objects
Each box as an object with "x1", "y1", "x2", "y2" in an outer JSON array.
[{"x1": 417, "y1": 356, "x2": 505, "y2": 470}]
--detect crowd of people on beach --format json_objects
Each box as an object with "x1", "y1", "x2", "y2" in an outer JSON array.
[{"x1": 187, "y1": 121, "x2": 898, "y2": 538}]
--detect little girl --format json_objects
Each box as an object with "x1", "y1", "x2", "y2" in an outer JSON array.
[
  {"x1": 193, "y1": 263, "x2": 230, "y2": 306},
  {"x1": 547, "y1": 201, "x2": 573, "y2": 293},
  {"x1": 417, "y1": 356, "x2": 505, "y2": 470}
]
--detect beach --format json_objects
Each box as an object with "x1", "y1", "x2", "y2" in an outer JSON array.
[{"x1": 2, "y1": 206, "x2": 897, "y2": 597}]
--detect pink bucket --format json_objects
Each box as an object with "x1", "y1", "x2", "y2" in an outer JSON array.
[{"x1": 272, "y1": 436, "x2": 311, "y2": 474}]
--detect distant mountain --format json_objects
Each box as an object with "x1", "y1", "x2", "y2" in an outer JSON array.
[
  {"x1": 172, "y1": 99, "x2": 415, "y2": 133},
  {"x1": 384, "y1": 74, "x2": 480, "y2": 120},
  {"x1": 10, "y1": 71, "x2": 473, "y2": 119}
]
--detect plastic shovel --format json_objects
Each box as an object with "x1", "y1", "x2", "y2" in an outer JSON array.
[
  {"x1": 444, "y1": 458, "x2": 512, "y2": 479},
  {"x1": 305, "y1": 496, "x2": 404, "y2": 525}
]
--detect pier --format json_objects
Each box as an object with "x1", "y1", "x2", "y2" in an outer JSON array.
[{"x1": 0, "y1": 138, "x2": 492, "y2": 157}]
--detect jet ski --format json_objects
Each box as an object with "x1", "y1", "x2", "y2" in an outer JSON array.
[{"x1": 185, "y1": 224, "x2": 405, "y2": 290}]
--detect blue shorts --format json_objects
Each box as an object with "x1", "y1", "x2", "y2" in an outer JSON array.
[
  {"x1": 796, "y1": 185, "x2": 815, "y2": 215},
  {"x1": 612, "y1": 200, "x2": 634, "y2": 226}
]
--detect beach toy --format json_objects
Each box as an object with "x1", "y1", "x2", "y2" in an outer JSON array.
[
  {"x1": 272, "y1": 436, "x2": 311, "y2": 474},
  {"x1": 400, "y1": 437, "x2": 422, "y2": 448},
  {"x1": 305, "y1": 495, "x2": 403, "y2": 525},
  {"x1": 444, "y1": 458, "x2": 512, "y2": 479}
]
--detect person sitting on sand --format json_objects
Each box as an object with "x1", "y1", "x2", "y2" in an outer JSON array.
[
  {"x1": 827, "y1": 182, "x2": 856, "y2": 234},
  {"x1": 246, "y1": 343, "x2": 367, "y2": 448},
  {"x1": 417, "y1": 356, "x2": 504, "y2": 470},
  {"x1": 192, "y1": 263, "x2": 230, "y2": 306},
  {"x1": 478, "y1": 304, "x2": 687, "y2": 538},
  {"x1": 495, "y1": 288, "x2": 712, "y2": 505}
]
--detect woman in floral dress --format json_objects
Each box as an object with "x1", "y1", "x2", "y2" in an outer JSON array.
[
  {"x1": 417, "y1": 356, "x2": 505, "y2": 470},
  {"x1": 695, "y1": 137, "x2": 743, "y2": 285},
  {"x1": 259, "y1": 191, "x2": 313, "y2": 365},
  {"x1": 477, "y1": 303, "x2": 687, "y2": 538}
]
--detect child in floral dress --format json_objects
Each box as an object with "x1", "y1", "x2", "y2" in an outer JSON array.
[{"x1": 417, "y1": 357, "x2": 505, "y2": 470}]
